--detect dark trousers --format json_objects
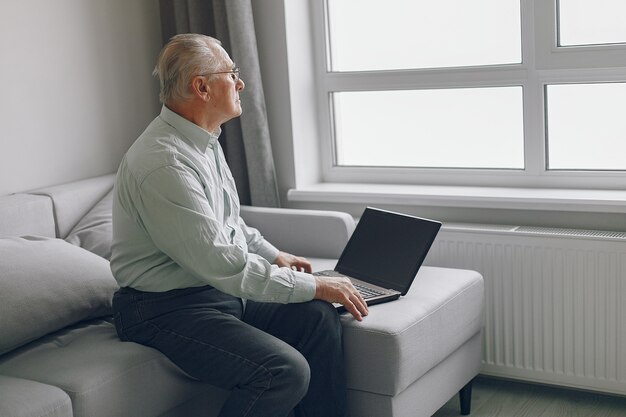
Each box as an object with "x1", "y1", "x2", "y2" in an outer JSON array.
[{"x1": 112, "y1": 286, "x2": 347, "y2": 417}]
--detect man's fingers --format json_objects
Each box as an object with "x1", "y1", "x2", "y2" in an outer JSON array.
[
  {"x1": 341, "y1": 282, "x2": 368, "y2": 321},
  {"x1": 313, "y1": 276, "x2": 368, "y2": 320},
  {"x1": 345, "y1": 302, "x2": 363, "y2": 321},
  {"x1": 275, "y1": 252, "x2": 312, "y2": 273},
  {"x1": 349, "y1": 290, "x2": 368, "y2": 318},
  {"x1": 294, "y1": 257, "x2": 312, "y2": 273},
  {"x1": 290, "y1": 258, "x2": 312, "y2": 273}
]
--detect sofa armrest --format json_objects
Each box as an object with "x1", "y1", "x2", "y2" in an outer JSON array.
[{"x1": 239, "y1": 206, "x2": 356, "y2": 259}]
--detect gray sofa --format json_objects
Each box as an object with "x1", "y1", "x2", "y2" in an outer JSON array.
[{"x1": 0, "y1": 174, "x2": 484, "y2": 417}]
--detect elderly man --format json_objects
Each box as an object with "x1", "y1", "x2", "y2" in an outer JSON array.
[{"x1": 109, "y1": 33, "x2": 368, "y2": 417}]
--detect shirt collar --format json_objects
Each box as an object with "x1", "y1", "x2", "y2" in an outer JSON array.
[{"x1": 159, "y1": 105, "x2": 221, "y2": 153}]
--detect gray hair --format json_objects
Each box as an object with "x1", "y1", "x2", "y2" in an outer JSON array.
[{"x1": 153, "y1": 33, "x2": 223, "y2": 104}]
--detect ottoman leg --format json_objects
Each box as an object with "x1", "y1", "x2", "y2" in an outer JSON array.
[{"x1": 459, "y1": 379, "x2": 473, "y2": 415}]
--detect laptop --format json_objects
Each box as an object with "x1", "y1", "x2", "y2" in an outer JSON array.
[{"x1": 313, "y1": 207, "x2": 442, "y2": 309}]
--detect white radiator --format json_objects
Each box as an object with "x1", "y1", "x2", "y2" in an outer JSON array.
[{"x1": 424, "y1": 224, "x2": 626, "y2": 395}]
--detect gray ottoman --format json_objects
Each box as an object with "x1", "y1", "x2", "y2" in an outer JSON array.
[{"x1": 312, "y1": 260, "x2": 484, "y2": 417}]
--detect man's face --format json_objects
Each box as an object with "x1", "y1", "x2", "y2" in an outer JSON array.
[{"x1": 206, "y1": 45, "x2": 245, "y2": 124}]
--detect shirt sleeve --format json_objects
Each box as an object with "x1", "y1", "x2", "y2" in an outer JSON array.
[
  {"x1": 136, "y1": 164, "x2": 316, "y2": 303},
  {"x1": 236, "y1": 216, "x2": 279, "y2": 263}
]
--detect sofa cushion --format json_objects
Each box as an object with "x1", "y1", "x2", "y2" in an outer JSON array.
[
  {"x1": 0, "y1": 375, "x2": 72, "y2": 417},
  {"x1": 309, "y1": 259, "x2": 484, "y2": 396},
  {"x1": 0, "y1": 194, "x2": 56, "y2": 238},
  {"x1": 30, "y1": 174, "x2": 115, "y2": 239},
  {"x1": 65, "y1": 190, "x2": 113, "y2": 259},
  {"x1": 0, "y1": 320, "x2": 225, "y2": 417},
  {"x1": 0, "y1": 236, "x2": 119, "y2": 355}
]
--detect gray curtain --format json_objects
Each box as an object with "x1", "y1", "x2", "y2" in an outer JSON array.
[{"x1": 159, "y1": 0, "x2": 280, "y2": 208}]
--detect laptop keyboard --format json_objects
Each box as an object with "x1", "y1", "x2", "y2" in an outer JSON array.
[
  {"x1": 352, "y1": 282, "x2": 385, "y2": 299},
  {"x1": 313, "y1": 270, "x2": 385, "y2": 299}
]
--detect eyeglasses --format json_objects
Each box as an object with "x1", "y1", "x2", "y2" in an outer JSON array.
[{"x1": 200, "y1": 67, "x2": 240, "y2": 83}]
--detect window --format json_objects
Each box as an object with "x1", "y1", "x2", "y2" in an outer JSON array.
[
  {"x1": 311, "y1": 0, "x2": 626, "y2": 189},
  {"x1": 333, "y1": 87, "x2": 524, "y2": 169},
  {"x1": 546, "y1": 82, "x2": 626, "y2": 170},
  {"x1": 326, "y1": 0, "x2": 521, "y2": 71},
  {"x1": 557, "y1": 0, "x2": 626, "y2": 47}
]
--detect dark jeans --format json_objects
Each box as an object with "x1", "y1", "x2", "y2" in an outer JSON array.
[{"x1": 112, "y1": 285, "x2": 347, "y2": 417}]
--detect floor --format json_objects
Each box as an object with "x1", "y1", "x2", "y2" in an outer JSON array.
[{"x1": 432, "y1": 376, "x2": 626, "y2": 417}]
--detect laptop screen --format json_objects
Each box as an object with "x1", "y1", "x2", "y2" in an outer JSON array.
[{"x1": 335, "y1": 207, "x2": 441, "y2": 295}]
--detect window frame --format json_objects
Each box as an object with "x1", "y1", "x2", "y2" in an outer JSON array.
[{"x1": 309, "y1": 0, "x2": 626, "y2": 190}]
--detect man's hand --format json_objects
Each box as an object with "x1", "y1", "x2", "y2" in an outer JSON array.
[
  {"x1": 314, "y1": 276, "x2": 369, "y2": 321},
  {"x1": 274, "y1": 251, "x2": 312, "y2": 273},
  {"x1": 274, "y1": 252, "x2": 368, "y2": 321}
]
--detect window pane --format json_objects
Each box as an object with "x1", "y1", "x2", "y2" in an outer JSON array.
[
  {"x1": 333, "y1": 87, "x2": 524, "y2": 169},
  {"x1": 326, "y1": 0, "x2": 521, "y2": 72},
  {"x1": 546, "y1": 83, "x2": 626, "y2": 170},
  {"x1": 558, "y1": 0, "x2": 626, "y2": 46}
]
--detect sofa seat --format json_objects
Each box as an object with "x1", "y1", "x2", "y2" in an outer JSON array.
[
  {"x1": 310, "y1": 258, "x2": 484, "y2": 417},
  {"x1": 0, "y1": 319, "x2": 227, "y2": 417},
  {"x1": 0, "y1": 375, "x2": 73, "y2": 417}
]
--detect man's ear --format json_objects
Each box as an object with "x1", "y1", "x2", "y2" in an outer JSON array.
[{"x1": 190, "y1": 76, "x2": 211, "y2": 101}]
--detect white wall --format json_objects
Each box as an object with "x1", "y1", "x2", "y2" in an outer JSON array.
[{"x1": 0, "y1": 0, "x2": 162, "y2": 195}]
